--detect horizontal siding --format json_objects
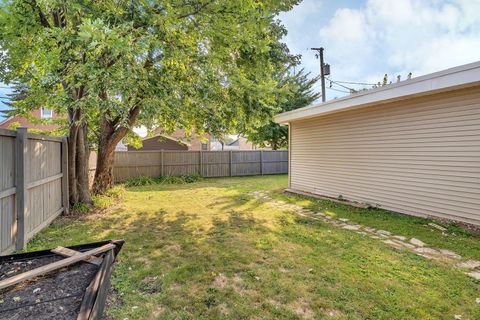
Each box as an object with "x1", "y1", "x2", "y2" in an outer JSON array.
[{"x1": 290, "y1": 86, "x2": 480, "y2": 225}]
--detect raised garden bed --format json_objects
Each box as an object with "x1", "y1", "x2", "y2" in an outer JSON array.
[{"x1": 0, "y1": 240, "x2": 124, "y2": 320}]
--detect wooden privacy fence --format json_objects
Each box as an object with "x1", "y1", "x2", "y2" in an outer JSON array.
[
  {"x1": 95, "y1": 150, "x2": 288, "y2": 182},
  {"x1": 0, "y1": 128, "x2": 68, "y2": 255}
]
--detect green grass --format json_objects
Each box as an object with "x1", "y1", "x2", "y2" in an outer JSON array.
[{"x1": 28, "y1": 175, "x2": 480, "y2": 319}]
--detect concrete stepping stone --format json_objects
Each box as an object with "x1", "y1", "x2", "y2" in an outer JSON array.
[
  {"x1": 458, "y1": 260, "x2": 480, "y2": 269},
  {"x1": 342, "y1": 225, "x2": 360, "y2": 231},
  {"x1": 377, "y1": 230, "x2": 391, "y2": 236},
  {"x1": 383, "y1": 240, "x2": 404, "y2": 248},
  {"x1": 409, "y1": 238, "x2": 425, "y2": 247},
  {"x1": 438, "y1": 249, "x2": 462, "y2": 260},
  {"x1": 393, "y1": 240, "x2": 415, "y2": 249},
  {"x1": 414, "y1": 248, "x2": 442, "y2": 259},
  {"x1": 414, "y1": 247, "x2": 439, "y2": 255},
  {"x1": 339, "y1": 218, "x2": 349, "y2": 222},
  {"x1": 364, "y1": 227, "x2": 376, "y2": 233},
  {"x1": 466, "y1": 271, "x2": 480, "y2": 280},
  {"x1": 393, "y1": 235, "x2": 407, "y2": 241},
  {"x1": 384, "y1": 239, "x2": 415, "y2": 249},
  {"x1": 428, "y1": 223, "x2": 447, "y2": 232}
]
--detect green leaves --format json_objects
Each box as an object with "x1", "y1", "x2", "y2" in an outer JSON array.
[
  {"x1": 0, "y1": 0, "x2": 300, "y2": 141},
  {"x1": 245, "y1": 69, "x2": 320, "y2": 149}
]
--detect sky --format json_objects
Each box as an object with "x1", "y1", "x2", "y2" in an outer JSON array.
[
  {"x1": 279, "y1": 0, "x2": 480, "y2": 100},
  {"x1": 2, "y1": 0, "x2": 480, "y2": 120}
]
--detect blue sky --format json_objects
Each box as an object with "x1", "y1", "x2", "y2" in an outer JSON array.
[
  {"x1": 2, "y1": 0, "x2": 480, "y2": 120},
  {"x1": 279, "y1": 0, "x2": 480, "y2": 100}
]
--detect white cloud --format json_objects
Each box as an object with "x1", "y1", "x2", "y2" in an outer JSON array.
[{"x1": 281, "y1": 0, "x2": 480, "y2": 99}]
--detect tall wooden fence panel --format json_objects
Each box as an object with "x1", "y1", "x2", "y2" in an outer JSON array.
[
  {"x1": 105, "y1": 150, "x2": 288, "y2": 182},
  {"x1": 0, "y1": 128, "x2": 68, "y2": 255}
]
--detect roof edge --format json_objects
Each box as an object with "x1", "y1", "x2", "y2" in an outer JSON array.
[{"x1": 275, "y1": 60, "x2": 480, "y2": 124}]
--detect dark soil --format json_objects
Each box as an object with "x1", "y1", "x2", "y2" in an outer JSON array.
[{"x1": 0, "y1": 255, "x2": 98, "y2": 320}]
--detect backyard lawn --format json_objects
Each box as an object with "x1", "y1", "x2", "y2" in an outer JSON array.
[{"x1": 28, "y1": 175, "x2": 480, "y2": 319}]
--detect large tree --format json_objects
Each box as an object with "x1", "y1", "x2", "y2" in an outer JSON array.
[
  {"x1": 246, "y1": 69, "x2": 320, "y2": 149},
  {"x1": 0, "y1": 0, "x2": 300, "y2": 203}
]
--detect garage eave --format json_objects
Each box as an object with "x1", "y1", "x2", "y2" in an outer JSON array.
[{"x1": 274, "y1": 60, "x2": 480, "y2": 124}]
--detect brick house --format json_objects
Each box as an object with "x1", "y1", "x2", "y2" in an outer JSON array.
[{"x1": 0, "y1": 107, "x2": 61, "y2": 130}]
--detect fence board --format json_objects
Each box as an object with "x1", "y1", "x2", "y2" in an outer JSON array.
[
  {"x1": 93, "y1": 150, "x2": 287, "y2": 182},
  {"x1": 231, "y1": 151, "x2": 261, "y2": 176},
  {"x1": 262, "y1": 151, "x2": 289, "y2": 175},
  {"x1": 0, "y1": 128, "x2": 68, "y2": 255}
]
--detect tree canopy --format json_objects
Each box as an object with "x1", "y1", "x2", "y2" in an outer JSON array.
[
  {"x1": 0, "y1": 0, "x2": 300, "y2": 198},
  {"x1": 245, "y1": 69, "x2": 320, "y2": 149}
]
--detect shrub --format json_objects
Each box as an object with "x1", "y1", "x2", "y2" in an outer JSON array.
[
  {"x1": 125, "y1": 176, "x2": 157, "y2": 187},
  {"x1": 124, "y1": 174, "x2": 203, "y2": 187},
  {"x1": 106, "y1": 185, "x2": 126, "y2": 198},
  {"x1": 92, "y1": 194, "x2": 113, "y2": 209},
  {"x1": 71, "y1": 202, "x2": 90, "y2": 215}
]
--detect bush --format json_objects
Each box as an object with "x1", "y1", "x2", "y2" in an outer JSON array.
[
  {"x1": 124, "y1": 174, "x2": 203, "y2": 187},
  {"x1": 125, "y1": 176, "x2": 157, "y2": 187},
  {"x1": 71, "y1": 202, "x2": 90, "y2": 215}
]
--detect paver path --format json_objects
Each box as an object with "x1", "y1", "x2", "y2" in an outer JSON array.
[{"x1": 251, "y1": 191, "x2": 480, "y2": 280}]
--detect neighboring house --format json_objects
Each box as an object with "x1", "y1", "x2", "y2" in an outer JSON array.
[
  {"x1": 210, "y1": 135, "x2": 269, "y2": 150},
  {"x1": 0, "y1": 107, "x2": 61, "y2": 130},
  {"x1": 127, "y1": 128, "x2": 211, "y2": 151},
  {"x1": 275, "y1": 61, "x2": 480, "y2": 226}
]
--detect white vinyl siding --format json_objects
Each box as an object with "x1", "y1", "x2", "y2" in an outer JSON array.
[{"x1": 289, "y1": 87, "x2": 480, "y2": 225}]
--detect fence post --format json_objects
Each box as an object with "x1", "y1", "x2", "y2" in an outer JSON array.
[
  {"x1": 260, "y1": 150, "x2": 264, "y2": 175},
  {"x1": 161, "y1": 150, "x2": 164, "y2": 176},
  {"x1": 199, "y1": 151, "x2": 203, "y2": 176},
  {"x1": 229, "y1": 151, "x2": 233, "y2": 177},
  {"x1": 61, "y1": 137, "x2": 70, "y2": 215},
  {"x1": 15, "y1": 127, "x2": 27, "y2": 250}
]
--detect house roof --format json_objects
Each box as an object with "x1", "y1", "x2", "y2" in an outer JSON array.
[
  {"x1": 275, "y1": 60, "x2": 480, "y2": 124},
  {"x1": 142, "y1": 133, "x2": 192, "y2": 147}
]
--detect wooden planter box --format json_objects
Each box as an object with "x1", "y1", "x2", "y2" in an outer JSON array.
[{"x1": 0, "y1": 240, "x2": 124, "y2": 319}]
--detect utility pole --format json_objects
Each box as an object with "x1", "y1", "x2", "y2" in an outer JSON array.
[{"x1": 311, "y1": 47, "x2": 329, "y2": 102}]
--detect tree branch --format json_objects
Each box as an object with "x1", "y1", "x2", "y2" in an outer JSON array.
[
  {"x1": 177, "y1": 0, "x2": 215, "y2": 19},
  {"x1": 28, "y1": 0, "x2": 51, "y2": 27}
]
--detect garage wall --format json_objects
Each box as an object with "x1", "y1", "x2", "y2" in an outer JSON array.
[{"x1": 289, "y1": 86, "x2": 480, "y2": 225}]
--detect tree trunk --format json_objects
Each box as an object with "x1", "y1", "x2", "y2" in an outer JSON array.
[
  {"x1": 76, "y1": 122, "x2": 92, "y2": 203},
  {"x1": 92, "y1": 104, "x2": 141, "y2": 194},
  {"x1": 67, "y1": 109, "x2": 92, "y2": 207},
  {"x1": 92, "y1": 138, "x2": 117, "y2": 194},
  {"x1": 92, "y1": 117, "x2": 128, "y2": 194}
]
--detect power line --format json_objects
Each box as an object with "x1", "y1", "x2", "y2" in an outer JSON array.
[
  {"x1": 329, "y1": 79, "x2": 376, "y2": 86},
  {"x1": 326, "y1": 77, "x2": 356, "y2": 92},
  {"x1": 327, "y1": 87, "x2": 350, "y2": 94}
]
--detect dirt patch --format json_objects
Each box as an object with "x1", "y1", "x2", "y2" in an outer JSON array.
[
  {"x1": 217, "y1": 303, "x2": 230, "y2": 316},
  {"x1": 291, "y1": 298, "x2": 315, "y2": 319},
  {"x1": 0, "y1": 255, "x2": 98, "y2": 320},
  {"x1": 148, "y1": 305, "x2": 165, "y2": 320},
  {"x1": 212, "y1": 273, "x2": 228, "y2": 289},
  {"x1": 163, "y1": 244, "x2": 182, "y2": 255},
  {"x1": 135, "y1": 256, "x2": 153, "y2": 268},
  {"x1": 324, "y1": 308, "x2": 343, "y2": 317}
]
